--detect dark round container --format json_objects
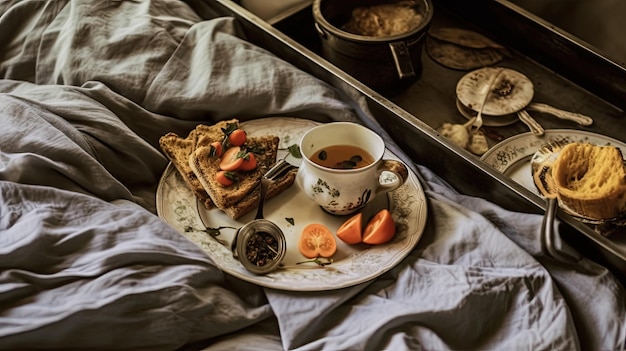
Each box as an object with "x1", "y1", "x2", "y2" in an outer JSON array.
[
  {"x1": 235, "y1": 219, "x2": 287, "y2": 275},
  {"x1": 313, "y1": 0, "x2": 433, "y2": 92}
]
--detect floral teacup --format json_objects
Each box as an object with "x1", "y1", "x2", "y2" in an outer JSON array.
[{"x1": 296, "y1": 122, "x2": 408, "y2": 215}]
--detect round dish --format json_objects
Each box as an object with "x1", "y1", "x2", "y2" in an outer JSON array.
[
  {"x1": 456, "y1": 67, "x2": 534, "y2": 117},
  {"x1": 481, "y1": 129, "x2": 626, "y2": 195},
  {"x1": 156, "y1": 117, "x2": 428, "y2": 291},
  {"x1": 530, "y1": 140, "x2": 626, "y2": 224}
]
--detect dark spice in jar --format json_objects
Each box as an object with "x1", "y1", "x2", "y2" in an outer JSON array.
[{"x1": 246, "y1": 231, "x2": 279, "y2": 267}]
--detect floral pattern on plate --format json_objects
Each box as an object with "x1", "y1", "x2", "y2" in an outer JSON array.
[
  {"x1": 156, "y1": 117, "x2": 428, "y2": 291},
  {"x1": 481, "y1": 129, "x2": 626, "y2": 193}
]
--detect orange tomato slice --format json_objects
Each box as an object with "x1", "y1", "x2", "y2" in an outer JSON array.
[
  {"x1": 215, "y1": 170, "x2": 236, "y2": 187},
  {"x1": 238, "y1": 152, "x2": 257, "y2": 171},
  {"x1": 209, "y1": 141, "x2": 223, "y2": 157},
  {"x1": 362, "y1": 209, "x2": 396, "y2": 245},
  {"x1": 298, "y1": 223, "x2": 337, "y2": 258},
  {"x1": 219, "y1": 146, "x2": 244, "y2": 171},
  {"x1": 336, "y1": 213, "x2": 363, "y2": 244},
  {"x1": 228, "y1": 128, "x2": 247, "y2": 147}
]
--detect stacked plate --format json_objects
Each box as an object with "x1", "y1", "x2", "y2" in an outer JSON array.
[{"x1": 455, "y1": 67, "x2": 534, "y2": 127}]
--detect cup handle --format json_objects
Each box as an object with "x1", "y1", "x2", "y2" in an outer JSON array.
[{"x1": 377, "y1": 160, "x2": 409, "y2": 193}]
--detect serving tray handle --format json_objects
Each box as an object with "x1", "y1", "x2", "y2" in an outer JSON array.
[{"x1": 540, "y1": 197, "x2": 582, "y2": 264}]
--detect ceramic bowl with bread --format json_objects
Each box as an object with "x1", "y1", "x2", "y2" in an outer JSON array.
[{"x1": 531, "y1": 141, "x2": 626, "y2": 222}]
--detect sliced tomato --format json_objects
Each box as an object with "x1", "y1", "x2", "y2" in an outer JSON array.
[
  {"x1": 220, "y1": 146, "x2": 244, "y2": 171},
  {"x1": 215, "y1": 170, "x2": 236, "y2": 187},
  {"x1": 362, "y1": 209, "x2": 396, "y2": 245},
  {"x1": 209, "y1": 141, "x2": 223, "y2": 157},
  {"x1": 336, "y1": 213, "x2": 363, "y2": 244},
  {"x1": 238, "y1": 152, "x2": 257, "y2": 171},
  {"x1": 228, "y1": 128, "x2": 247, "y2": 146},
  {"x1": 298, "y1": 223, "x2": 337, "y2": 258}
]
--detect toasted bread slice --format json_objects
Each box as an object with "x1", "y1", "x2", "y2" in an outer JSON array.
[
  {"x1": 159, "y1": 119, "x2": 239, "y2": 209},
  {"x1": 222, "y1": 169, "x2": 297, "y2": 219},
  {"x1": 189, "y1": 135, "x2": 280, "y2": 210}
]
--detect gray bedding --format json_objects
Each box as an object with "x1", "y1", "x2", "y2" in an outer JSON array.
[{"x1": 0, "y1": 1, "x2": 624, "y2": 350}]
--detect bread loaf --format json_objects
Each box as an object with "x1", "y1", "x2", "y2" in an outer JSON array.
[{"x1": 552, "y1": 142, "x2": 626, "y2": 220}]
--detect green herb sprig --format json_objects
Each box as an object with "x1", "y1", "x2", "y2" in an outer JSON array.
[
  {"x1": 296, "y1": 257, "x2": 334, "y2": 267},
  {"x1": 185, "y1": 225, "x2": 236, "y2": 246}
]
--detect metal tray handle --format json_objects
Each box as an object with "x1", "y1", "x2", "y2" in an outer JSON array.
[{"x1": 541, "y1": 197, "x2": 583, "y2": 264}]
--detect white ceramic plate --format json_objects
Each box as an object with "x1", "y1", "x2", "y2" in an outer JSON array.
[
  {"x1": 456, "y1": 67, "x2": 534, "y2": 116},
  {"x1": 156, "y1": 117, "x2": 428, "y2": 291},
  {"x1": 481, "y1": 129, "x2": 626, "y2": 194}
]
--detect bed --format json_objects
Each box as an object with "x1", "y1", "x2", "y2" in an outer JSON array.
[{"x1": 0, "y1": 1, "x2": 624, "y2": 350}]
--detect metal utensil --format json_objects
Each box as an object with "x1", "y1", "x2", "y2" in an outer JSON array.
[
  {"x1": 472, "y1": 67, "x2": 505, "y2": 132},
  {"x1": 457, "y1": 67, "x2": 594, "y2": 133},
  {"x1": 517, "y1": 109, "x2": 544, "y2": 136},
  {"x1": 526, "y1": 103, "x2": 593, "y2": 126},
  {"x1": 254, "y1": 159, "x2": 297, "y2": 221},
  {"x1": 231, "y1": 159, "x2": 296, "y2": 274}
]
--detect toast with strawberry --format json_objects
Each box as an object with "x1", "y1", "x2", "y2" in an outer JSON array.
[
  {"x1": 159, "y1": 119, "x2": 240, "y2": 209},
  {"x1": 189, "y1": 135, "x2": 279, "y2": 209},
  {"x1": 160, "y1": 119, "x2": 296, "y2": 220}
]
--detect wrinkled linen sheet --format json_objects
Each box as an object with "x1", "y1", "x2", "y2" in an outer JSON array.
[{"x1": 0, "y1": 1, "x2": 624, "y2": 350}]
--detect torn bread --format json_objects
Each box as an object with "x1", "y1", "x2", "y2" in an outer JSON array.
[
  {"x1": 189, "y1": 134, "x2": 282, "y2": 210},
  {"x1": 552, "y1": 142, "x2": 626, "y2": 219},
  {"x1": 159, "y1": 119, "x2": 239, "y2": 209}
]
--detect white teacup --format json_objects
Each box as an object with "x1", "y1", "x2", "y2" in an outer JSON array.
[{"x1": 296, "y1": 122, "x2": 409, "y2": 215}]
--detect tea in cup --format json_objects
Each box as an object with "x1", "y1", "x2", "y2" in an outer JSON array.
[{"x1": 297, "y1": 122, "x2": 408, "y2": 215}]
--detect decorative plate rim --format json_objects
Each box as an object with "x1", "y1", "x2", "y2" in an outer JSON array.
[
  {"x1": 481, "y1": 129, "x2": 626, "y2": 178},
  {"x1": 156, "y1": 117, "x2": 428, "y2": 291}
]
